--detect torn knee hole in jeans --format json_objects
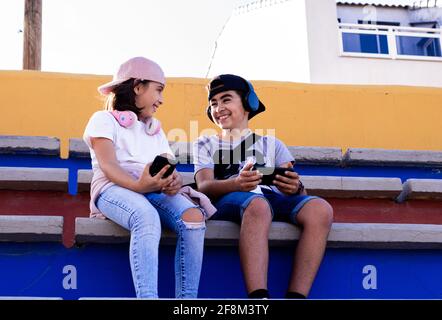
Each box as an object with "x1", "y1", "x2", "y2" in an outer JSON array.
[{"x1": 181, "y1": 220, "x2": 206, "y2": 229}]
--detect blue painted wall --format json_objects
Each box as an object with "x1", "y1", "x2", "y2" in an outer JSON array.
[{"x1": 0, "y1": 243, "x2": 441, "y2": 299}]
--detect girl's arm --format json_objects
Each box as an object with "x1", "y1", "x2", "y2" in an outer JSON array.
[{"x1": 91, "y1": 137, "x2": 173, "y2": 193}]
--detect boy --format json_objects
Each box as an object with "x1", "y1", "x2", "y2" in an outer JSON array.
[{"x1": 193, "y1": 74, "x2": 333, "y2": 299}]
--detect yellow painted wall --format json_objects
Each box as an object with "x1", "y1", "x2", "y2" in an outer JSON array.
[{"x1": 1, "y1": 70, "x2": 441, "y2": 158}]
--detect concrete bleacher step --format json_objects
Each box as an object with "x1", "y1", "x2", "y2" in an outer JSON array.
[
  {"x1": 0, "y1": 135, "x2": 60, "y2": 156},
  {"x1": 287, "y1": 146, "x2": 342, "y2": 165},
  {"x1": 0, "y1": 167, "x2": 68, "y2": 191},
  {"x1": 76, "y1": 169, "x2": 403, "y2": 199},
  {"x1": 343, "y1": 148, "x2": 442, "y2": 167},
  {"x1": 77, "y1": 170, "x2": 196, "y2": 192},
  {"x1": 0, "y1": 215, "x2": 63, "y2": 242},
  {"x1": 69, "y1": 138, "x2": 346, "y2": 167},
  {"x1": 301, "y1": 176, "x2": 403, "y2": 199},
  {"x1": 4, "y1": 135, "x2": 442, "y2": 170},
  {"x1": 70, "y1": 138, "x2": 195, "y2": 164},
  {"x1": 75, "y1": 217, "x2": 131, "y2": 243},
  {"x1": 68, "y1": 138, "x2": 90, "y2": 158},
  {"x1": 77, "y1": 169, "x2": 94, "y2": 193},
  {"x1": 75, "y1": 217, "x2": 442, "y2": 249},
  {"x1": 2, "y1": 163, "x2": 441, "y2": 203},
  {"x1": 397, "y1": 179, "x2": 442, "y2": 202},
  {"x1": 327, "y1": 223, "x2": 442, "y2": 249}
]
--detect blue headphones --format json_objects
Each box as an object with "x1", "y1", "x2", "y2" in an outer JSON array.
[{"x1": 244, "y1": 81, "x2": 260, "y2": 112}]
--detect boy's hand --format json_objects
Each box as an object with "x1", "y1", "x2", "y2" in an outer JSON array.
[
  {"x1": 235, "y1": 162, "x2": 263, "y2": 192},
  {"x1": 273, "y1": 162, "x2": 303, "y2": 196},
  {"x1": 162, "y1": 170, "x2": 182, "y2": 196}
]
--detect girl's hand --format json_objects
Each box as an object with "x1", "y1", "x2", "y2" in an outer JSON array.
[
  {"x1": 234, "y1": 162, "x2": 263, "y2": 192},
  {"x1": 136, "y1": 163, "x2": 174, "y2": 193},
  {"x1": 162, "y1": 170, "x2": 182, "y2": 196}
]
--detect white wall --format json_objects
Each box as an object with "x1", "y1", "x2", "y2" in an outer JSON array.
[
  {"x1": 337, "y1": 5, "x2": 410, "y2": 25},
  {"x1": 307, "y1": 0, "x2": 442, "y2": 87},
  {"x1": 305, "y1": 0, "x2": 342, "y2": 85},
  {"x1": 209, "y1": 0, "x2": 442, "y2": 87},
  {"x1": 337, "y1": 4, "x2": 442, "y2": 26},
  {"x1": 208, "y1": 0, "x2": 311, "y2": 82},
  {"x1": 409, "y1": 7, "x2": 442, "y2": 25}
]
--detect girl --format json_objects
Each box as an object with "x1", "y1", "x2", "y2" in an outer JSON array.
[{"x1": 83, "y1": 56, "x2": 206, "y2": 298}]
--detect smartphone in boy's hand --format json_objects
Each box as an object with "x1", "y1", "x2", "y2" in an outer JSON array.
[
  {"x1": 256, "y1": 166, "x2": 295, "y2": 185},
  {"x1": 149, "y1": 155, "x2": 176, "y2": 178}
]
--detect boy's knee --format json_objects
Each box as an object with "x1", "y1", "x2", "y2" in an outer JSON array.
[
  {"x1": 317, "y1": 200, "x2": 334, "y2": 228},
  {"x1": 302, "y1": 199, "x2": 334, "y2": 229},
  {"x1": 243, "y1": 197, "x2": 272, "y2": 221}
]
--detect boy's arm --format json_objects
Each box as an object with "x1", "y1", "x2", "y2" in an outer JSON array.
[
  {"x1": 195, "y1": 168, "x2": 239, "y2": 199},
  {"x1": 195, "y1": 164, "x2": 262, "y2": 199}
]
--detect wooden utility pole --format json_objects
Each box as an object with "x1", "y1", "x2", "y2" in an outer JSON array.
[{"x1": 23, "y1": 0, "x2": 42, "y2": 70}]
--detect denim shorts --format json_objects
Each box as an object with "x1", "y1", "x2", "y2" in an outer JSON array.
[{"x1": 210, "y1": 187, "x2": 320, "y2": 224}]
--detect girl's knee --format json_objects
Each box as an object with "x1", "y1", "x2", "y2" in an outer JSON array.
[
  {"x1": 181, "y1": 207, "x2": 205, "y2": 223},
  {"x1": 129, "y1": 206, "x2": 161, "y2": 229}
]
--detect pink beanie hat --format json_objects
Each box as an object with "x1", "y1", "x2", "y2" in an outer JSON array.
[{"x1": 98, "y1": 56, "x2": 165, "y2": 95}]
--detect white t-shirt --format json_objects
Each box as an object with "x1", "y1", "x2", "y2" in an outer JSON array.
[
  {"x1": 83, "y1": 110, "x2": 174, "y2": 216},
  {"x1": 193, "y1": 132, "x2": 295, "y2": 196}
]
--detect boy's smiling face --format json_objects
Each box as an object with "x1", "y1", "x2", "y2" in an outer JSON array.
[{"x1": 209, "y1": 90, "x2": 249, "y2": 130}]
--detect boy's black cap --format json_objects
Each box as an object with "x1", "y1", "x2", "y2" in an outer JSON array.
[{"x1": 207, "y1": 74, "x2": 265, "y2": 121}]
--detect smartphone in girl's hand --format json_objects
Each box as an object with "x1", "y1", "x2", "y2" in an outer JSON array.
[{"x1": 149, "y1": 155, "x2": 176, "y2": 178}]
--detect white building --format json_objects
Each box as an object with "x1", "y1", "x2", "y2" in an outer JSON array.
[{"x1": 207, "y1": 0, "x2": 442, "y2": 87}]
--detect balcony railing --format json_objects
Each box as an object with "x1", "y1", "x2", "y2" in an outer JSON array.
[{"x1": 338, "y1": 23, "x2": 442, "y2": 61}]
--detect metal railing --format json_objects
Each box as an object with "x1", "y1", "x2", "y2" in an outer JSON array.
[{"x1": 338, "y1": 22, "x2": 442, "y2": 61}]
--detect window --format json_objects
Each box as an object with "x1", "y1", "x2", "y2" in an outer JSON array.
[
  {"x1": 396, "y1": 35, "x2": 442, "y2": 57},
  {"x1": 396, "y1": 22, "x2": 441, "y2": 57},
  {"x1": 339, "y1": 21, "x2": 442, "y2": 61},
  {"x1": 340, "y1": 21, "x2": 399, "y2": 55},
  {"x1": 342, "y1": 33, "x2": 388, "y2": 54}
]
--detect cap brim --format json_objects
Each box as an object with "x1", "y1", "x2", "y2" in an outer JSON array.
[
  {"x1": 248, "y1": 100, "x2": 266, "y2": 120},
  {"x1": 97, "y1": 78, "x2": 129, "y2": 95}
]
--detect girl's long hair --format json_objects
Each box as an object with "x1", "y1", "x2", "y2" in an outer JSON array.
[{"x1": 104, "y1": 78, "x2": 150, "y2": 116}]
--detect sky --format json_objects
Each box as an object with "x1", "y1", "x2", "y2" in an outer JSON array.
[{"x1": 0, "y1": 0, "x2": 238, "y2": 77}]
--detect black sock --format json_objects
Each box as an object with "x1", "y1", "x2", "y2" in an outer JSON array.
[
  {"x1": 248, "y1": 289, "x2": 269, "y2": 299},
  {"x1": 285, "y1": 291, "x2": 306, "y2": 299}
]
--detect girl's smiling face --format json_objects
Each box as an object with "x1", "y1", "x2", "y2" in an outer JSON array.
[{"x1": 134, "y1": 81, "x2": 164, "y2": 122}]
